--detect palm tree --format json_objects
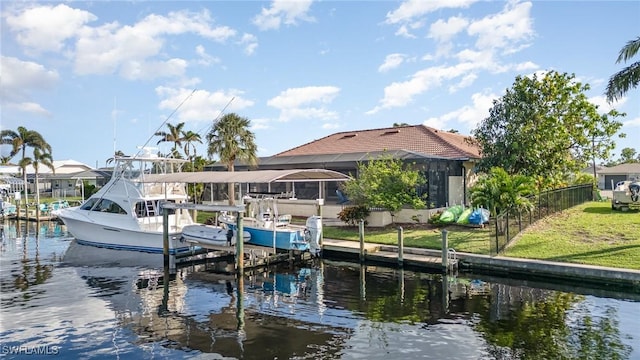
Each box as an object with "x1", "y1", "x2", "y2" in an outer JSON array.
[
  {"x1": 182, "y1": 130, "x2": 202, "y2": 162},
  {"x1": 606, "y1": 36, "x2": 640, "y2": 102},
  {"x1": 0, "y1": 126, "x2": 52, "y2": 207},
  {"x1": 471, "y1": 167, "x2": 535, "y2": 217},
  {"x1": 106, "y1": 150, "x2": 126, "y2": 166},
  {"x1": 155, "y1": 122, "x2": 186, "y2": 158},
  {"x1": 207, "y1": 113, "x2": 258, "y2": 205},
  {"x1": 31, "y1": 148, "x2": 54, "y2": 221}
]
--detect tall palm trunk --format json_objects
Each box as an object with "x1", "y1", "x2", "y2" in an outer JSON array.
[
  {"x1": 228, "y1": 162, "x2": 235, "y2": 205},
  {"x1": 35, "y1": 171, "x2": 40, "y2": 222}
]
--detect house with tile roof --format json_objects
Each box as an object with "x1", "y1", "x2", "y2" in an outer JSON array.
[{"x1": 206, "y1": 124, "x2": 481, "y2": 209}]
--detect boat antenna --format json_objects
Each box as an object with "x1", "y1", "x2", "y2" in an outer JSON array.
[
  {"x1": 136, "y1": 88, "x2": 197, "y2": 157},
  {"x1": 197, "y1": 96, "x2": 235, "y2": 137}
]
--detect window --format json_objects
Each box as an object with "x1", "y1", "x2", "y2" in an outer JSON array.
[
  {"x1": 93, "y1": 199, "x2": 127, "y2": 214},
  {"x1": 80, "y1": 198, "x2": 98, "y2": 210}
]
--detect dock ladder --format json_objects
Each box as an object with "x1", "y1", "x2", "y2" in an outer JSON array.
[{"x1": 447, "y1": 248, "x2": 458, "y2": 274}]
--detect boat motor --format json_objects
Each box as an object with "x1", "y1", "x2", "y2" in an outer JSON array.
[
  {"x1": 305, "y1": 216, "x2": 323, "y2": 256},
  {"x1": 630, "y1": 182, "x2": 640, "y2": 202}
]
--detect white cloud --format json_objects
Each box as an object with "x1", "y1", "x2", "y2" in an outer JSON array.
[
  {"x1": 373, "y1": 1, "x2": 536, "y2": 114},
  {"x1": 155, "y1": 87, "x2": 254, "y2": 123},
  {"x1": 367, "y1": 62, "x2": 479, "y2": 114},
  {"x1": 448, "y1": 73, "x2": 478, "y2": 93},
  {"x1": 322, "y1": 123, "x2": 341, "y2": 130},
  {"x1": 378, "y1": 54, "x2": 406, "y2": 73},
  {"x1": 253, "y1": 0, "x2": 315, "y2": 31},
  {"x1": 239, "y1": 33, "x2": 259, "y2": 55},
  {"x1": 267, "y1": 86, "x2": 340, "y2": 122},
  {"x1": 6, "y1": 102, "x2": 52, "y2": 117},
  {"x1": 428, "y1": 16, "x2": 469, "y2": 43},
  {"x1": 0, "y1": 56, "x2": 59, "y2": 91},
  {"x1": 5, "y1": 5, "x2": 241, "y2": 81},
  {"x1": 589, "y1": 94, "x2": 627, "y2": 113},
  {"x1": 0, "y1": 56, "x2": 58, "y2": 114},
  {"x1": 120, "y1": 58, "x2": 188, "y2": 81},
  {"x1": 385, "y1": 0, "x2": 477, "y2": 25},
  {"x1": 467, "y1": 1, "x2": 534, "y2": 52},
  {"x1": 74, "y1": 10, "x2": 235, "y2": 78},
  {"x1": 422, "y1": 91, "x2": 497, "y2": 131},
  {"x1": 4, "y1": 3, "x2": 96, "y2": 53},
  {"x1": 250, "y1": 118, "x2": 271, "y2": 130},
  {"x1": 395, "y1": 24, "x2": 417, "y2": 39},
  {"x1": 195, "y1": 45, "x2": 221, "y2": 66},
  {"x1": 623, "y1": 116, "x2": 640, "y2": 127}
]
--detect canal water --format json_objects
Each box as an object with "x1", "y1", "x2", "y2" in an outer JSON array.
[{"x1": 1, "y1": 220, "x2": 638, "y2": 359}]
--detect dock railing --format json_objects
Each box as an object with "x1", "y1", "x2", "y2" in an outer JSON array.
[{"x1": 489, "y1": 183, "x2": 593, "y2": 256}]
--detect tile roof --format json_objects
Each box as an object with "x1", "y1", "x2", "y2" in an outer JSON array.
[
  {"x1": 274, "y1": 125, "x2": 481, "y2": 159},
  {"x1": 598, "y1": 163, "x2": 640, "y2": 174}
]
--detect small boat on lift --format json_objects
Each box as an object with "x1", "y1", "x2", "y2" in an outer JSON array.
[
  {"x1": 220, "y1": 193, "x2": 322, "y2": 254},
  {"x1": 181, "y1": 224, "x2": 251, "y2": 247}
]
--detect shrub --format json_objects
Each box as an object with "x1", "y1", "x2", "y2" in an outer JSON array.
[
  {"x1": 427, "y1": 211, "x2": 445, "y2": 227},
  {"x1": 337, "y1": 205, "x2": 370, "y2": 226}
]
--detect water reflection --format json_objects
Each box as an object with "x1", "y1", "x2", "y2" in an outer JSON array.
[{"x1": 0, "y1": 220, "x2": 638, "y2": 359}]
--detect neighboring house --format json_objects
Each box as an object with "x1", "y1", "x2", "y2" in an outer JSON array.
[
  {"x1": 205, "y1": 125, "x2": 481, "y2": 208},
  {"x1": 47, "y1": 169, "x2": 113, "y2": 198},
  {"x1": 598, "y1": 163, "x2": 640, "y2": 189},
  {"x1": 581, "y1": 165, "x2": 607, "y2": 189},
  {"x1": 23, "y1": 160, "x2": 95, "y2": 195}
]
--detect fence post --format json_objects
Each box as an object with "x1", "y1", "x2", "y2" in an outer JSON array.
[
  {"x1": 505, "y1": 212, "x2": 510, "y2": 250},
  {"x1": 494, "y1": 219, "x2": 499, "y2": 256},
  {"x1": 518, "y1": 211, "x2": 522, "y2": 233}
]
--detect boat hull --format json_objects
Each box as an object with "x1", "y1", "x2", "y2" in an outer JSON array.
[
  {"x1": 181, "y1": 224, "x2": 251, "y2": 247},
  {"x1": 224, "y1": 222, "x2": 309, "y2": 251},
  {"x1": 57, "y1": 209, "x2": 190, "y2": 254}
]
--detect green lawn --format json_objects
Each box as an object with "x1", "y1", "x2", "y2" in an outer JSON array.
[
  {"x1": 324, "y1": 224, "x2": 491, "y2": 254},
  {"x1": 503, "y1": 201, "x2": 640, "y2": 270},
  {"x1": 198, "y1": 202, "x2": 640, "y2": 270}
]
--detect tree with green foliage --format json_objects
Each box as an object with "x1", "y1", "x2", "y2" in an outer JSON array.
[
  {"x1": 619, "y1": 147, "x2": 639, "y2": 163},
  {"x1": 106, "y1": 150, "x2": 126, "y2": 165},
  {"x1": 470, "y1": 167, "x2": 535, "y2": 217},
  {"x1": 182, "y1": 130, "x2": 202, "y2": 161},
  {"x1": 341, "y1": 155, "x2": 426, "y2": 223},
  {"x1": 606, "y1": 36, "x2": 640, "y2": 102},
  {"x1": 471, "y1": 71, "x2": 624, "y2": 189},
  {"x1": 155, "y1": 122, "x2": 186, "y2": 158},
  {"x1": 207, "y1": 113, "x2": 258, "y2": 205},
  {"x1": 30, "y1": 148, "x2": 54, "y2": 220},
  {"x1": 0, "y1": 126, "x2": 52, "y2": 206}
]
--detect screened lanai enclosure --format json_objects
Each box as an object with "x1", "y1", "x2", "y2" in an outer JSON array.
[{"x1": 204, "y1": 150, "x2": 476, "y2": 208}]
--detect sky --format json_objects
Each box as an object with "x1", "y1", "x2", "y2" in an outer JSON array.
[{"x1": 1, "y1": 0, "x2": 639, "y2": 169}]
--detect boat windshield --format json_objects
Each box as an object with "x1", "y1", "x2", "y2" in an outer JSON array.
[{"x1": 111, "y1": 154, "x2": 188, "y2": 181}]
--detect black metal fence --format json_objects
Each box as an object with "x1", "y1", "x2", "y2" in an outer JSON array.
[{"x1": 489, "y1": 183, "x2": 593, "y2": 256}]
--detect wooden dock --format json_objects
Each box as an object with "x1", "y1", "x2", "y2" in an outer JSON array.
[
  {"x1": 321, "y1": 238, "x2": 455, "y2": 272},
  {"x1": 175, "y1": 241, "x2": 313, "y2": 270}
]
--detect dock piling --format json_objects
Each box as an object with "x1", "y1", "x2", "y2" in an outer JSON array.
[
  {"x1": 236, "y1": 215, "x2": 244, "y2": 272},
  {"x1": 441, "y1": 229, "x2": 449, "y2": 270},
  {"x1": 162, "y1": 207, "x2": 170, "y2": 273},
  {"x1": 397, "y1": 226, "x2": 404, "y2": 266},
  {"x1": 359, "y1": 219, "x2": 365, "y2": 263}
]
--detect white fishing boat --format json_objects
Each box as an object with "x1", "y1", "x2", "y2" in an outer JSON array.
[
  {"x1": 55, "y1": 148, "x2": 196, "y2": 254},
  {"x1": 181, "y1": 224, "x2": 251, "y2": 247}
]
